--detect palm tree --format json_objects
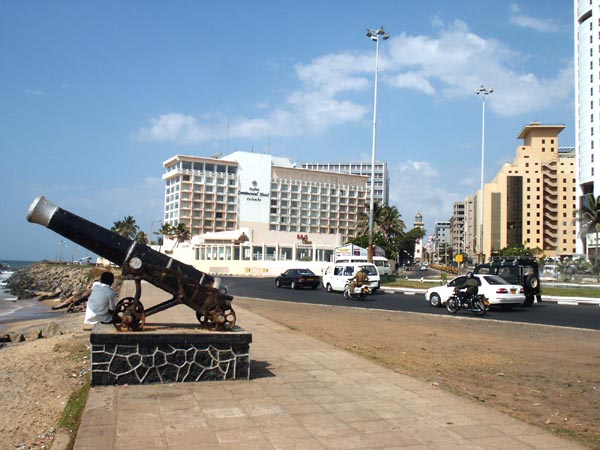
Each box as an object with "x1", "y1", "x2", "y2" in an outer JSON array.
[
  {"x1": 171, "y1": 223, "x2": 191, "y2": 249},
  {"x1": 158, "y1": 223, "x2": 174, "y2": 252},
  {"x1": 357, "y1": 202, "x2": 406, "y2": 258},
  {"x1": 135, "y1": 231, "x2": 148, "y2": 245},
  {"x1": 111, "y1": 216, "x2": 139, "y2": 239},
  {"x1": 377, "y1": 205, "x2": 405, "y2": 240},
  {"x1": 576, "y1": 194, "x2": 600, "y2": 273}
]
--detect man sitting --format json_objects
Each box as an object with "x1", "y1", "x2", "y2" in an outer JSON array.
[
  {"x1": 455, "y1": 272, "x2": 478, "y2": 303},
  {"x1": 83, "y1": 271, "x2": 116, "y2": 329}
]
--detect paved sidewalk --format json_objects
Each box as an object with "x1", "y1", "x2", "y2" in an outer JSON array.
[{"x1": 74, "y1": 282, "x2": 584, "y2": 449}]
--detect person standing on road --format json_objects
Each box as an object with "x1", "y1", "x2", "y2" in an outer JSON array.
[{"x1": 84, "y1": 271, "x2": 116, "y2": 328}]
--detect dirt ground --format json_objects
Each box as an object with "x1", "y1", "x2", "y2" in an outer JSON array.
[
  {"x1": 0, "y1": 298, "x2": 599, "y2": 449},
  {"x1": 0, "y1": 313, "x2": 90, "y2": 449},
  {"x1": 236, "y1": 297, "x2": 600, "y2": 449}
]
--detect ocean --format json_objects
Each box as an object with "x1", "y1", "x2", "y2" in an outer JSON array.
[{"x1": 0, "y1": 260, "x2": 63, "y2": 326}]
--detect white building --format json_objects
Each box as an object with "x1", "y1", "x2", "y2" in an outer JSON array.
[
  {"x1": 301, "y1": 161, "x2": 389, "y2": 206},
  {"x1": 576, "y1": 1, "x2": 599, "y2": 255},
  {"x1": 161, "y1": 151, "x2": 370, "y2": 275},
  {"x1": 413, "y1": 212, "x2": 425, "y2": 262}
]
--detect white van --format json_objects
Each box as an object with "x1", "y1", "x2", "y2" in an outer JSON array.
[
  {"x1": 334, "y1": 255, "x2": 391, "y2": 274},
  {"x1": 372, "y1": 256, "x2": 391, "y2": 275},
  {"x1": 322, "y1": 263, "x2": 380, "y2": 293}
]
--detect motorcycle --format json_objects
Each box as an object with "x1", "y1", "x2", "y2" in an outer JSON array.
[
  {"x1": 446, "y1": 289, "x2": 489, "y2": 316},
  {"x1": 343, "y1": 283, "x2": 371, "y2": 301}
]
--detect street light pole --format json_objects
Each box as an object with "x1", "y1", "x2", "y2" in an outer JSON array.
[
  {"x1": 475, "y1": 85, "x2": 493, "y2": 264},
  {"x1": 366, "y1": 26, "x2": 389, "y2": 262}
]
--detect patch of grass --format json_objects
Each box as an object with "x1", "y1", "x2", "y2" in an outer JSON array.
[
  {"x1": 384, "y1": 279, "x2": 442, "y2": 289},
  {"x1": 543, "y1": 286, "x2": 600, "y2": 298},
  {"x1": 57, "y1": 374, "x2": 90, "y2": 450},
  {"x1": 552, "y1": 425, "x2": 600, "y2": 450}
]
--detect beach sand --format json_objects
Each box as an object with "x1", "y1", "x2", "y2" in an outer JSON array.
[{"x1": 0, "y1": 311, "x2": 90, "y2": 448}]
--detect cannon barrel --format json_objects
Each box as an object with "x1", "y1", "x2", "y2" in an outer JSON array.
[{"x1": 26, "y1": 196, "x2": 218, "y2": 297}]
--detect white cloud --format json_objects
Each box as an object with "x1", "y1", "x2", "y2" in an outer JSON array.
[
  {"x1": 388, "y1": 160, "x2": 463, "y2": 232},
  {"x1": 25, "y1": 89, "x2": 45, "y2": 96},
  {"x1": 136, "y1": 113, "x2": 218, "y2": 144},
  {"x1": 384, "y1": 20, "x2": 571, "y2": 117},
  {"x1": 135, "y1": 19, "x2": 571, "y2": 144},
  {"x1": 508, "y1": 3, "x2": 559, "y2": 33},
  {"x1": 387, "y1": 72, "x2": 435, "y2": 95}
]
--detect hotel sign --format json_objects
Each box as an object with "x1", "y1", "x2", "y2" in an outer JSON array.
[{"x1": 239, "y1": 180, "x2": 269, "y2": 202}]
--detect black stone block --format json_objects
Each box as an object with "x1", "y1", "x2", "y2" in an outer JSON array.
[{"x1": 90, "y1": 324, "x2": 252, "y2": 385}]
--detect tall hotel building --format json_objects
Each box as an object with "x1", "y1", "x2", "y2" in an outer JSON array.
[
  {"x1": 465, "y1": 123, "x2": 576, "y2": 260},
  {"x1": 301, "y1": 161, "x2": 389, "y2": 206},
  {"x1": 576, "y1": 1, "x2": 599, "y2": 255},
  {"x1": 162, "y1": 151, "x2": 370, "y2": 274}
]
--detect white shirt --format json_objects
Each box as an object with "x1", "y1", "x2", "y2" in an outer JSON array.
[{"x1": 84, "y1": 281, "x2": 116, "y2": 325}]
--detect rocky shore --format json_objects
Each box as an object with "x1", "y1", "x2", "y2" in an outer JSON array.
[
  {"x1": 5, "y1": 262, "x2": 104, "y2": 300},
  {"x1": 1, "y1": 263, "x2": 122, "y2": 346}
]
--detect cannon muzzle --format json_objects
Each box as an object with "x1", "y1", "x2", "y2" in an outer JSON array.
[{"x1": 27, "y1": 196, "x2": 235, "y2": 331}]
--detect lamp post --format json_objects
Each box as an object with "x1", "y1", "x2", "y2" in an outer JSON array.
[
  {"x1": 366, "y1": 26, "x2": 389, "y2": 262},
  {"x1": 475, "y1": 85, "x2": 493, "y2": 263}
]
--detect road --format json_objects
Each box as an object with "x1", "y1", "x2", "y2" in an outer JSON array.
[{"x1": 223, "y1": 276, "x2": 600, "y2": 331}]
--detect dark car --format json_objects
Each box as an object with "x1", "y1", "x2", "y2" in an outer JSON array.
[
  {"x1": 474, "y1": 257, "x2": 541, "y2": 306},
  {"x1": 275, "y1": 269, "x2": 320, "y2": 289}
]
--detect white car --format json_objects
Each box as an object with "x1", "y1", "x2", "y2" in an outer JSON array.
[{"x1": 425, "y1": 274, "x2": 525, "y2": 308}]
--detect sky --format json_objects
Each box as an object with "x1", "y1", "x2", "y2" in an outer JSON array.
[{"x1": 0, "y1": 0, "x2": 574, "y2": 262}]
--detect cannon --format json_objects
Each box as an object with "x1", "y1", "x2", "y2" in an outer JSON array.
[{"x1": 27, "y1": 196, "x2": 235, "y2": 332}]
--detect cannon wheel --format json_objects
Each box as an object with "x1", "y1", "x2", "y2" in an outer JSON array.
[
  {"x1": 113, "y1": 297, "x2": 146, "y2": 331},
  {"x1": 196, "y1": 306, "x2": 236, "y2": 331}
]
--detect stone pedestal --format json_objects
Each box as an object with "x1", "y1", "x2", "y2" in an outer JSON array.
[{"x1": 90, "y1": 324, "x2": 252, "y2": 385}]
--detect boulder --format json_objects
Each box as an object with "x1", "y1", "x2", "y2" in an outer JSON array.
[
  {"x1": 44, "y1": 321, "x2": 62, "y2": 338},
  {"x1": 23, "y1": 328, "x2": 42, "y2": 341},
  {"x1": 8, "y1": 332, "x2": 24, "y2": 343}
]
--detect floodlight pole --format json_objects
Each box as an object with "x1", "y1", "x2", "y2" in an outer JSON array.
[
  {"x1": 475, "y1": 85, "x2": 493, "y2": 264},
  {"x1": 366, "y1": 26, "x2": 390, "y2": 262}
]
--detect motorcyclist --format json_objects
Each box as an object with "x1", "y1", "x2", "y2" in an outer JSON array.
[
  {"x1": 455, "y1": 272, "x2": 478, "y2": 303},
  {"x1": 348, "y1": 267, "x2": 369, "y2": 293}
]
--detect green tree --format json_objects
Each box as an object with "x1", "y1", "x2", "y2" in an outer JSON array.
[
  {"x1": 111, "y1": 216, "x2": 139, "y2": 239},
  {"x1": 396, "y1": 227, "x2": 426, "y2": 264},
  {"x1": 135, "y1": 231, "x2": 148, "y2": 245},
  {"x1": 157, "y1": 223, "x2": 174, "y2": 251},
  {"x1": 498, "y1": 243, "x2": 534, "y2": 257},
  {"x1": 357, "y1": 202, "x2": 406, "y2": 258},
  {"x1": 171, "y1": 223, "x2": 191, "y2": 249},
  {"x1": 576, "y1": 194, "x2": 600, "y2": 273}
]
